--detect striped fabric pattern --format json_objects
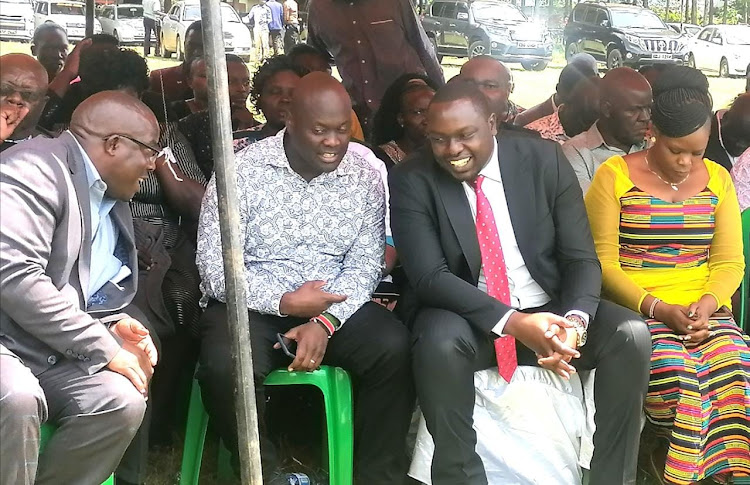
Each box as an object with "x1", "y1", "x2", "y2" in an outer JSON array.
[
  {"x1": 618, "y1": 187, "x2": 718, "y2": 269},
  {"x1": 646, "y1": 317, "x2": 750, "y2": 484}
]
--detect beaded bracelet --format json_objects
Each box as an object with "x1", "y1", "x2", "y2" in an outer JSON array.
[{"x1": 648, "y1": 297, "x2": 661, "y2": 319}]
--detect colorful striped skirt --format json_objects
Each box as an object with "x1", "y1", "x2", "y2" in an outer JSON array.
[{"x1": 646, "y1": 317, "x2": 750, "y2": 484}]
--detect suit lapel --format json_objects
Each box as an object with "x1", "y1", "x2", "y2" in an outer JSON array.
[
  {"x1": 62, "y1": 133, "x2": 92, "y2": 300},
  {"x1": 434, "y1": 158, "x2": 482, "y2": 284}
]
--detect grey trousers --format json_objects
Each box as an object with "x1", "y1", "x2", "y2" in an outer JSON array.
[{"x1": 0, "y1": 348, "x2": 147, "y2": 485}]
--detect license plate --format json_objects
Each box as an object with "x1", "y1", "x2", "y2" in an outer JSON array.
[
  {"x1": 651, "y1": 53, "x2": 671, "y2": 60},
  {"x1": 0, "y1": 29, "x2": 19, "y2": 35},
  {"x1": 69, "y1": 28, "x2": 84, "y2": 37},
  {"x1": 517, "y1": 41, "x2": 539, "y2": 48}
]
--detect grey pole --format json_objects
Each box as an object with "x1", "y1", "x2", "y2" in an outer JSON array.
[
  {"x1": 85, "y1": 0, "x2": 94, "y2": 37},
  {"x1": 198, "y1": 0, "x2": 264, "y2": 483}
]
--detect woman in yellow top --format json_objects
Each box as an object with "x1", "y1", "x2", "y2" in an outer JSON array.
[{"x1": 585, "y1": 66, "x2": 749, "y2": 485}]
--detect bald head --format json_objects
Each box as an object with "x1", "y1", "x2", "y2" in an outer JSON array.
[
  {"x1": 1, "y1": 54, "x2": 48, "y2": 141},
  {"x1": 71, "y1": 90, "x2": 157, "y2": 138},
  {"x1": 285, "y1": 72, "x2": 352, "y2": 181},
  {"x1": 557, "y1": 56, "x2": 598, "y2": 104},
  {"x1": 1, "y1": 53, "x2": 49, "y2": 85},
  {"x1": 599, "y1": 67, "x2": 652, "y2": 149},
  {"x1": 459, "y1": 56, "x2": 513, "y2": 121},
  {"x1": 721, "y1": 93, "x2": 750, "y2": 157}
]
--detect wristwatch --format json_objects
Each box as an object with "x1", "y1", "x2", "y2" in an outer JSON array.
[{"x1": 567, "y1": 315, "x2": 588, "y2": 348}]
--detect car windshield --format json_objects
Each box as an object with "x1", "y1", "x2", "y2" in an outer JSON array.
[
  {"x1": 610, "y1": 9, "x2": 666, "y2": 29},
  {"x1": 724, "y1": 26, "x2": 750, "y2": 44},
  {"x1": 685, "y1": 25, "x2": 700, "y2": 36},
  {"x1": 51, "y1": 2, "x2": 85, "y2": 14},
  {"x1": 472, "y1": 3, "x2": 527, "y2": 23},
  {"x1": 118, "y1": 6, "x2": 143, "y2": 18},
  {"x1": 4, "y1": 0, "x2": 32, "y2": 4},
  {"x1": 183, "y1": 4, "x2": 240, "y2": 22}
]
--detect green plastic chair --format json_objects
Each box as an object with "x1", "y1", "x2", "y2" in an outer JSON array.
[
  {"x1": 739, "y1": 209, "x2": 750, "y2": 332},
  {"x1": 39, "y1": 423, "x2": 115, "y2": 485},
  {"x1": 180, "y1": 365, "x2": 354, "y2": 485}
]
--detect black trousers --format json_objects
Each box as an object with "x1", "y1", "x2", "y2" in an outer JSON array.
[
  {"x1": 413, "y1": 300, "x2": 652, "y2": 485},
  {"x1": 143, "y1": 18, "x2": 158, "y2": 56},
  {"x1": 197, "y1": 300, "x2": 414, "y2": 484}
]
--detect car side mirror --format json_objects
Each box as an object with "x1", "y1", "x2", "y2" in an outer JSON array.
[
  {"x1": 600, "y1": 19, "x2": 610, "y2": 28},
  {"x1": 457, "y1": 12, "x2": 469, "y2": 20},
  {"x1": 169, "y1": 13, "x2": 177, "y2": 20}
]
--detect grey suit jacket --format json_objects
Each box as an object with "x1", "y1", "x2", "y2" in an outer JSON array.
[{"x1": 0, "y1": 132, "x2": 138, "y2": 376}]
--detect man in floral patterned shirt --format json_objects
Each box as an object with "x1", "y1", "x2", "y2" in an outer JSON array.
[{"x1": 195, "y1": 72, "x2": 412, "y2": 484}]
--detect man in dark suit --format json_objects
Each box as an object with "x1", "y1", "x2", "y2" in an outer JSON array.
[
  {"x1": 389, "y1": 82, "x2": 652, "y2": 485},
  {"x1": 704, "y1": 93, "x2": 750, "y2": 172}
]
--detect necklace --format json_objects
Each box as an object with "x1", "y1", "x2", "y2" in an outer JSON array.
[{"x1": 645, "y1": 156, "x2": 690, "y2": 191}]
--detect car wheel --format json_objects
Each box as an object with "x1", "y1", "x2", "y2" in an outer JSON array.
[
  {"x1": 521, "y1": 60, "x2": 548, "y2": 71},
  {"x1": 429, "y1": 36, "x2": 443, "y2": 64},
  {"x1": 160, "y1": 34, "x2": 173, "y2": 58},
  {"x1": 687, "y1": 53, "x2": 696, "y2": 68},
  {"x1": 176, "y1": 35, "x2": 184, "y2": 61},
  {"x1": 606, "y1": 48, "x2": 623, "y2": 70},
  {"x1": 469, "y1": 40, "x2": 487, "y2": 58},
  {"x1": 565, "y1": 42, "x2": 578, "y2": 61},
  {"x1": 719, "y1": 58, "x2": 729, "y2": 78}
]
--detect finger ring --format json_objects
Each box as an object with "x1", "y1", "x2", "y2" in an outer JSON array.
[{"x1": 310, "y1": 359, "x2": 316, "y2": 364}]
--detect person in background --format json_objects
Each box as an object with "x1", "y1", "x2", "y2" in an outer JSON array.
[
  {"x1": 370, "y1": 73, "x2": 438, "y2": 167},
  {"x1": 248, "y1": 0, "x2": 272, "y2": 63},
  {"x1": 563, "y1": 67, "x2": 652, "y2": 193},
  {"x1": 638, "y1": 63, "x2": 669, "y2": 87},
  {"x1": 30, "y1": 23, "x2": 68, "y2": 82},
  {"x1": 288, "y1": 44, "x2": 365, "y2": 141},
  {"x1": 0, "y1": 54, "x2": 48, "y2": 150},
  {"x1": 282, "y1": 0, "x2": 299, "y2": 52},
  {"x1": 585, "y1": 66, "x2": 749, "y2": 485},
  {"x1": 731, "y1": 147, "x2": 750, "y2": 212},
  {"x1": 557, "y1": 75, "x2": 602, "y2": 140},
  {"x1": 0, "y1": 91, "x2": 158, "y2": 485},
  {"x1": 149, "y1": 21, "x2": 203, "y2": 102},
  {"x1": 704, "y1": 92, "x2": 750, "y2": 172},
  {"x1": 514, "y1": 53, "x2": 597, "y2": 127},
  {"x1": 142, "y1": 0, "x2": 162, "y2": 57},
  {"x1": 306, "y1": 0, "x2": 444, "y2": 132},
  {"x1": 267, "y1": 0, "x2": 284, "y2": 55},
  {"x1": 458, "y1": 56, "x2": 523, "y2": 124},
  {"x1": 168, "y1": 56, "x2": 208, "y2": 120}
]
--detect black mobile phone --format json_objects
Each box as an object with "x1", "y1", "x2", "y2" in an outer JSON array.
[{"x1": 275, "y1": 333, "x2": 296, "y2": 358}]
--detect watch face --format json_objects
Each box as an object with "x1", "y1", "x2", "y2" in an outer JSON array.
[{"x1": 579, "y1": 328, "x2": 588, "y2": 347}]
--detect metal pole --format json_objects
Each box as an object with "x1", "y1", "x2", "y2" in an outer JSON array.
[
  {"x1": 199, "y1": 0, "x2": 263, "y2": 484},
  {"x1": 85, "y1": 0, "x2": 94, "y2": 37}
]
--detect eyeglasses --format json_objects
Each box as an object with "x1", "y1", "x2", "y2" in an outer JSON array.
[{"x1": 104, "y1": 134, "x2": 163, "y2": 160}]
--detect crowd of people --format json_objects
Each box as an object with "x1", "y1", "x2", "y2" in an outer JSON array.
[{"x1": 1, "y1": 3, "x2": 749, "y2": 484}]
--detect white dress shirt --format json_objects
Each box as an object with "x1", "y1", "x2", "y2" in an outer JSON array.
[{"x1": 462, "y1": 139, "x2": 588, "y2": 335}]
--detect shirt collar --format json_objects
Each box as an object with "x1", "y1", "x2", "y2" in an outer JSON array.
[
  {"x1": 266, "y1": 129, "x2": 362, "y2": 178},
  {"x1": 68, "y1": 130, "x2": 107, "y2": 192},
  {"x1": 584, "y1": 121, "x2": 648, "y2": 153}
]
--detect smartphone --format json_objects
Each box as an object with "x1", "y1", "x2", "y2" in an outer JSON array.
[{"x1": 276, "y1": 333, "x2": 296, "y2": 358}]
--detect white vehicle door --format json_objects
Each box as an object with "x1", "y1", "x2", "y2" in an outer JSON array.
[
  {"x1": 707, "y1": 29, "x2": 724, "y2": 73},
  {"x1": 98, "y1": 6, "x2": 113, "y2": 34},
  {"x1": 34, "y1": 1, "x2": 48, "y2": 27},
  {"x1": 693, "y1": 27, "x2": 713, "y2": 70}
]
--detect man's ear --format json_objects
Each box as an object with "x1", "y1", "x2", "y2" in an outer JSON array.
[
  {"x1": 600, "y1": 100, "x2": 612, "y2": 119},
  {"x1": 103, "y1": 135, "x2": 119, "y2": 156},
  {"x1": 30, "y1": 44, "x2": 38, "y2": 56},
  {"x1": 488, "y1": 112, "x2": 497, "y2": 136}
]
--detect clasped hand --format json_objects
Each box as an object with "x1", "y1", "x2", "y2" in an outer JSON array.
[
  {"x1": 655, "y1": 297, "x2": 715, "y2": 347},
  {"x1": 504, "y1": 312, "x2": 581, "y2": 379},
  {"x1": 106, "y1": 318, "x2": 159, "y2": 396}
]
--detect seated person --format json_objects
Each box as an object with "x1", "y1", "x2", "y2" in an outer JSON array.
[
  {"x1": 563, "y1": 67, "x2": 652, "y2": 193},
  {"x1": 31, "y1": 23, "x2": 68, "y2": 82},
  {"x1": 149, "y1": 21, "x2": 203, "y2": 102},
  {"x1": 195, "y1": 72, "x2": 412, "y2": 484},
  {"x1": 388, "y1": 81, "x2": 651, "y2": 485},
  {"x1": 288, "y1": 43, "x2": 365, "y2": 141},
  {"x1": 178, "y1": 54, "x2": 264, "y2": 178},
  {"x1": 167, "y1": 55, "x2": 209, "y2": 120},
  {"x1": 458, "y1": 56, "x2": 523, "y2": 123},
  {"x1": 557, "y1": 75, "x2": 602, "y2": 141},
  {"x1": 514, "y1": 53, "x2": 597, "y2": 127},
  {"x1": 370, "y1": 73, "x2": 438, "y2": 167},
  {"x1": 0, "y1": 53, "x2": 48, "y2": 150},
  {"x1": 584, "y1": 66, "x2": 750, "y2": 484},
  {"x1": 704, "y1": 92, "x2": 750, "y2": 172},
  {"x1": 0, "y1": 92, "x2": 158, "y2": 485}
]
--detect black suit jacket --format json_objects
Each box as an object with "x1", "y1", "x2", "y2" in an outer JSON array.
[
  {"x1": 704, "y1": 113, "x2": 733, "y2": 172},
  {"x1": 389, "y1": 131, "x2": 602, "y2": 335}
]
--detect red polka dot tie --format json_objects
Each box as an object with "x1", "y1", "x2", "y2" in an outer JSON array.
[{"x1": 473, "y1": 175, "x2": 517, "y2": 382}]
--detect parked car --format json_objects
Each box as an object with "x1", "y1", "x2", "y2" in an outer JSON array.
[
  {"x1": 0, "y1": 0, "x2": 35, "y2": 41},
  {"x1": 687, "y1": 24, "x2": 750, "y2": 78},
  {"x1": 160, "y1": 1, "x2": 252, "y2": 61},
  {"x1": 421, "y1": 0, "x2": 554, "y2": 70},
  {"x1": 33, "y1": 0, "x2": 102, "y2": 41},
  {"x1": 97, "y1": 4, "x2": 144, "y2": 45},
  {"x1": 667, "y1": 22, "x2": 701, "y2": 37},
  {"x1": 564, "y1": 2, "x2": 688, "y2": 70}
]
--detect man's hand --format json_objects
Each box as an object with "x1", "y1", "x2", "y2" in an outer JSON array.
[
  {"x1": 279, "y1": 281, "x2": 347, "y2": 318},
  {"x1": 137, "y1": 248, "x2": 154, "y2": 271},
  {"x1": 504, "y1": 312, "x2": 580, "y2": 379},
  {"x1": 59, "y1": 38, "x2": 91, "y2": 80},
  {"x1": 111, "y1": 318, "x2": 158, "y2": 367},
  {"x1": 274, "y1": 321, "x2": 330, "y2": 372},
  {"x1": 106, "y1": 341, "x2": 154, "y2": 396},
  {"x1": 0, "y1": 104, "x2": 29, "y2": 143}
]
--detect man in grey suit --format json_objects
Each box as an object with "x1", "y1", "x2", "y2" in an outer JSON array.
[{"x1": 0, "y1": 91, "x2": 160, "y2": 484}]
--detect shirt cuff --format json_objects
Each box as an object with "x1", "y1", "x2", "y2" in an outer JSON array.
[
  {"x1": 491, "y1": 309, "x2": 516, "y2": 337},
  {"x1": 564, "y1": 310, "x2": 590, "y2": 329}
]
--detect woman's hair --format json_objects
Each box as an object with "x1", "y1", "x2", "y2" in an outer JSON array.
[
  {"x1": 249, "y1": 55, "x2": 306, "y2": 108},
  {"x1": 79, "y1": 47, "x2": 149, "y2": 98},
  {"x1": 650, "y1": 66, "x2": 712, "y2": 138},
  {"x1": 370, "y1": 73, "x2": 439, "y2": 146}
]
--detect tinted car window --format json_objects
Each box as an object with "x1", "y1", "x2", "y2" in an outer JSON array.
[
  {"x1": 584, "y1": 7, "x2": 598, "y2": 25},
  {"x1": 456, "y1": 2, "x2": 469, "y2": 20},
  {"x1": 711, "y1": 30, "x2": 723, "y2": 44},
  {"x1": 610, "y1": 9, "x2": 665, "y2": 29},
  {"x1": 431, "y1": 2, "x2": 446, "y2": 17},
  {"x1": 118, "y1": 6, "x2": 143, "y2": 18},
  {"x1": 595, "y1": 9, "x2": 608, "y2": 27},
  {"x1": 442, "y1": 2, "x2": 457, "y2": 20},
  {"x1": 51, "y1": 3, "x2": 85, "y2": 15},
  {"x1": 572, "y1": 5, "x2": 588, "y2": 22},
  {"x1": 698, "y1": 28, "x2": 712, "y2": 41}
]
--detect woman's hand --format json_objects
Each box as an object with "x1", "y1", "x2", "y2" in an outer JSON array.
[{"x1": 684, "y1": 295, "x2": 719, "y2": 346}]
